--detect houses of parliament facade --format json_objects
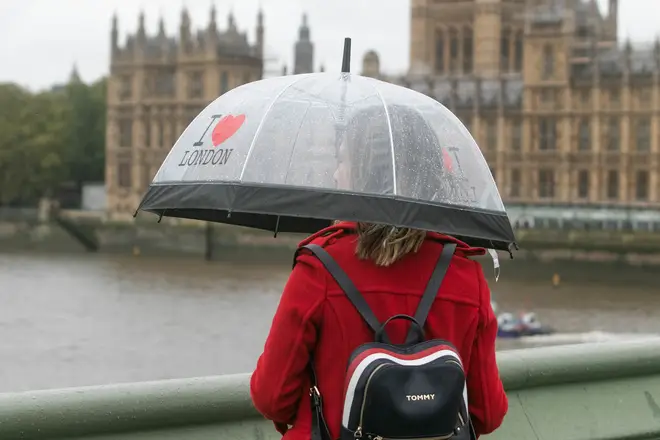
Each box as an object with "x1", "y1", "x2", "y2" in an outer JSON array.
[{"x1": 106, "y1": 1, "x2": 660, "y2": 228}]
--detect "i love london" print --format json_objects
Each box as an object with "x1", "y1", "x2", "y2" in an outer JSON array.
[{"x1": 177, "y1": 114, "x2": 246, "y2": 167}]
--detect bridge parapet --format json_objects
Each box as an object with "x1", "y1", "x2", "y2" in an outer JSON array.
[
  {"x1": 0, "y1": 339, "x2": 659, "y2": 440},
  {"x1": 0, "y1": 207, "x2": 40, "y2": 223}
]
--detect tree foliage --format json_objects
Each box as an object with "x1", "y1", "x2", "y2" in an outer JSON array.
[{"x1": 0, "y1": 77, "x2": 106, "y2": 206}]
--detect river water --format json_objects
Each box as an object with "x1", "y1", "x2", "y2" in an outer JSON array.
[{"x1": 1, "y1": 250, "x2": 659, "y2": 394}]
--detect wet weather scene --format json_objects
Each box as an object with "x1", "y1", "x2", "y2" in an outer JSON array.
[{"x1": 1, "y1": 1, "x2": 660, "y2": 439}]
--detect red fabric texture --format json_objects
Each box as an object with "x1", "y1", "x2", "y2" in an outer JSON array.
[{"x1": 250, "y1": 222, "x2": 508, "y2": 440}]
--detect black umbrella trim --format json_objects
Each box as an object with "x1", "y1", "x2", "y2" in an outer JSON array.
[{"x1": 137, "y1": 182, "x2": 517, "y2": 252}]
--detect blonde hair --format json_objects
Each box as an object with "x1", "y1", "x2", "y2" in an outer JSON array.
[{"x1": 355, "y1": 222, "x2": 427, "y2": 267}]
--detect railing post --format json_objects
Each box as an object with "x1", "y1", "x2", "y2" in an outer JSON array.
[{"x1": 205, "y1": 222, "x2": 214, "y2": 261}]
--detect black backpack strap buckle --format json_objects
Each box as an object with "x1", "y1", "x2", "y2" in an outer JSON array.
[{"x1": 309, "y1": 360, "x2": 332, "y2": 440}]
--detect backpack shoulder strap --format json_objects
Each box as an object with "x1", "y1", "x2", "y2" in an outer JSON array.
[
  {"x1": 405, "y1": 243, "x2": 457, "y2": 344},
  {"x1": 301, "y1": 244, "x2": 383, "y2": 338}
]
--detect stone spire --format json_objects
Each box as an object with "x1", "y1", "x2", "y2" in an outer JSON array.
[
  {"x1": 180, "y1": 7, "x2": 191, "y2": 47},
  {"x1": 608, "y1": 0, "x2": 618, "y2": 39},
  {"x1": 228, "y1": 10, "x2": 236, "y2": 31},
  {"x1": 158, "y1": 15, "x2": 166, "y2": 37},
  {"x1": 136, "y1": 10, "x2": 146, "y2": 55},
  {"x1": 111, "y1": 12, "x2": 119, "y2": 52},
  {"x1": 293, "y1": 13, "x2": 314, "y2": 74},
  {"x1": 138, "y1": 10, "x2": 146, "y2": 39},
  {"x1": 300, "y1": 13, "x2": 310, "y2": 41},
  {"x1": 256, "y1": 7, "x2": 264, "y2": 59},
  {"x1": 69, "y1": 64, "x2": 82, "y2": 84},
  {"x1": 623, "y1": 38, "x2": 633, "y2": 74},
  {"x1": 209, "y1": 3, "x2": 217, "y2": 31}
]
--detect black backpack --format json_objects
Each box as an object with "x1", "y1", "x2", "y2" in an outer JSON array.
[{"x1": 300, "y1": 242, "x2": 475, "y2": 440}]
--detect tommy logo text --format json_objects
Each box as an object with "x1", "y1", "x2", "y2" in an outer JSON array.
[{"x1": 406, "y1": 394, "x2": 435, "y2": 401}]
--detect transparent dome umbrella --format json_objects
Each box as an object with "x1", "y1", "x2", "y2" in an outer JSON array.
[{"x1": 136, "y1": 39, "x2": 517, "y2": 252}]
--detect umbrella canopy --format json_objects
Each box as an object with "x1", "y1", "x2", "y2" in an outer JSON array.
[{"x1": 137, "y1": 72, "x2": 516, "y2": 251}]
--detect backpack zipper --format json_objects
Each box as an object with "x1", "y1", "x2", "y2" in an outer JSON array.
[
  {"x1": 355, "y1": 363, "x2": 389, "y2": 438},
  {"x1": 372, "y1": 435, "x2": 454, "y2": 440}
]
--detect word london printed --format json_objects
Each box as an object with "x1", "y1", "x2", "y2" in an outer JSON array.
[{"x1": 178, "y1": 149, "x2": 233, "y2": 167}]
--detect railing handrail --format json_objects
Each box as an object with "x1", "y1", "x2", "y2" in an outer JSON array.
[
  {"x1": 1, "y1": 339, "x2": 660, "y2": 439},
  {"x1": 498, "y1": 337, "x2": 660, "y2": 390}
]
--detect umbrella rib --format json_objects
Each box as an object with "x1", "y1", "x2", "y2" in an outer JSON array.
[
  {"x1": 238, "y1": 75, "x2": 311, "y2": 181},
  {"x1": 282, "y1": 103, "x2": 313, "y2": 185},
  {"x1": 373, "y1": 86, "x2": 397, "y2": 196}
]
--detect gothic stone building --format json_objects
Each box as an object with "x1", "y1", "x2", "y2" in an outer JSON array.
[
  {"x1": 105, "y1": 7, "x2": 264, "y2": 216},
  {"x1": 364, "y1": 0, "x2": 660, "y2": 212}
]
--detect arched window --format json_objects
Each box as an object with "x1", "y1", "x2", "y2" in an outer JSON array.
[
  {"x1": 539, "y1": 118, "x2": 557, "y2": 151},
  {"x1": 510, "y1": 169, "x2": 521, "y2": 197},
  {"x1": 577, "y1": 170, "x2": 589, "y2": 199},
  {"x1": 511, "y1": 119, "x2": 522, "y2": 151},
  {"x1": 607, "y1": 117, "x2": 620, "y2": 151},
  {"x1": 606, "y1": 170, "x2": 619, "y2": 200},
  {"x1": 500, "y1": 28, "x2": 511, "y2": 72},
  {"x1": 514, "y1": 31, "x2": 523, "y2": 71},
  {"x1": 435, "y1": 30, "x2": 445, "y2": 73},
  {"x1": 636, "y1": 118, "x2": 651, "y2": 152},
  {"x1": 143, "y1": 117, "x2": 151, "y2": 148},
  {"x1": 636, "y1": 170, "x2": 649, "y2": 201},
  {"x1": 578, "y1": 118, "x2": 590, "y2": 151},
  {"x1": 450, "y1": 28, "x2": 459, "y2": 73},
  {"x1": 463, "y1": 26, "x2": 473, "y2": 73},
  {"x1": 542, "y1": 44, "x2": 554, "y2": 79},
  {"x1": 538, "y1": 169, "x2": 555, "y2": 199},
  {"x1": 157, "y1": 120, "x2": 164, "y2": 147}
]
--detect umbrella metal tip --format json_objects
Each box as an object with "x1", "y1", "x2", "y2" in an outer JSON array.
[{"x1": 341, "y1": 37, "x2": 352, "y2": 74}]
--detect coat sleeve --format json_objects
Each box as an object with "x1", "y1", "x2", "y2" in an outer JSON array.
[
  {"x1": 466, "y1": 262, "x2": 508, "y2": 437},
  {"x1": 250, "y1": 254, "x2": 326, "y2": 427}
]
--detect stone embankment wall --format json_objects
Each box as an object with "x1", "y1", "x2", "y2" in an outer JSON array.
[{"x1": 2, "y1": 207, "x2": 660, "y2": 265}]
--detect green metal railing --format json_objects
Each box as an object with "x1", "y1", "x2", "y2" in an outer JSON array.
[{"x1": 1, "y1": 339, "x2": 660, "y2": 440}]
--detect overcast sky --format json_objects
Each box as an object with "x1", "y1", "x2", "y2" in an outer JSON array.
[{"x1": 0, "y1": 0, "x2": 653, "y2": 91}]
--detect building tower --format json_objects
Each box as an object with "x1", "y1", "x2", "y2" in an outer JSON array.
[
  {"x1": 608, "y1": 0, "x2": 618, "y2": 40},
  {"x1": 256, "y1": 8, "x2": 265, "y2": 61},
  {"x1": 409, "y1": 0, "x2": 431, "y2": 75},
  {"x1": 294, "y1": 14, "x2": 314, "y2": 74},
  {"x1": 105, "y1": 7, "x2": 263, "y2": 217},
  {"x1": 362, "y1": 51, "x2": 381, "y2": 78},
  {"x1": 473, "y1": 0, "x2": 502, "y2": 77},
  {"x1": 111, "y1": 13, "x2": 119, "y2": 59}
]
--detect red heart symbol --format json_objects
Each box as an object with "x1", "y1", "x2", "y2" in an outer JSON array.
[{"x1": 212, "y1": 114, "x2": 246, "y2": 147}]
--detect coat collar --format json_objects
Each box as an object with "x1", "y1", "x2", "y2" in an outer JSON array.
[{"x1": 297, "y1": 221, "x2": 486, "y2": 257}]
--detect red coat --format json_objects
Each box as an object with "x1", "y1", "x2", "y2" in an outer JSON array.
[{"x1": 250, "y1": 222, "x2": 507, "y2": 440}]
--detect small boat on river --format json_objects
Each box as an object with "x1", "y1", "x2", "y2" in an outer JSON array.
[
  {"x1": 491, "y1": 300, "x2": 555, "y2": 338},
  {"x1": 497, "y1": 312, "x2": 555, "y2": 338}
]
